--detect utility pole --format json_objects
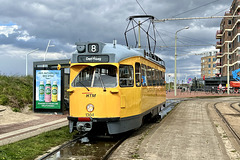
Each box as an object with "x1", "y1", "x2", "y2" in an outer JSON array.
[
  {"x1": 227, "y1": 42, "x2": 230, "y2": 95},
  {"x1": 138, "y1": 21, "x2": 141, "y2": 48}
]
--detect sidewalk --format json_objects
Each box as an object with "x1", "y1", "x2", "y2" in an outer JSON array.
[
  {"x1": 110, "y1": 98, "x2": 232, "y2": 160},
  {"x1": 137, "y1": 99, "x2": 229, "y2": 160}
]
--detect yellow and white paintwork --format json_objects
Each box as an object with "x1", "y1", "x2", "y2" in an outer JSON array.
[{"x1": 68, "y1": 56, "x2": 166, "y2": 120}]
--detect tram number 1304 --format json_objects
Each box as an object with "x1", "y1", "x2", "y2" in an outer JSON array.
[{"x1": 88, "y1": 44, "x2": 99, "y2": 53}]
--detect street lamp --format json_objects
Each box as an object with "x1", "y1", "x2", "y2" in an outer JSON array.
[
  {"x1": 168, "y1": 75, "x2": 171, "y2": 91},
  {"x1": 227, "y1": 42, "x2": 230, "y2": 94},
  {"x1": 26, "y1": 48, "x2": 39, "y2": 76},
  {"x1": 44, "y1": 40, "x2": 55, "y2": 61},
  {"x1": 174, "y1": 26, "x2": 189, "y2": 96}
]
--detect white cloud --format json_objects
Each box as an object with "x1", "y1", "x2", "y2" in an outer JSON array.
[
  {"x1": 0, "y1": 44, "x2": 68, "y2": 60},
  {"x1": 0, "y1": 25, "x2": 18, "y2": 37},
  {"x1": 30, "y1": 52, "x2": 68, "y2": 60},
  {"x1": 16, "y1": 30, "x2": 35, "y2": 41}
]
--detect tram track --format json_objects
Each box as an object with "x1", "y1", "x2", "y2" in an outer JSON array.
[
  {"x1": 230, "y1": 102, "x2": 240, "y2": 113},
  {"x1": 101, "y1": 133, "x2": 132, "y2": 160},
  {"x1": 214, "y1": 101, "x2": 240, "y2": 145},
  {"x1": 37, "y1": 132, "x2": 131, "y2": 160},
  {"x1": 38, "y1": 136, "x2": 82, "y2": 160},
  {"x1": 37, "y1": 100, "x2": 177, "y2": 160}
]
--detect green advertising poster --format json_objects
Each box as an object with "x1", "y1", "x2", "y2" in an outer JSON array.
[{"x1": 35, "y1": 70, "x2": 61, "y2": 109}]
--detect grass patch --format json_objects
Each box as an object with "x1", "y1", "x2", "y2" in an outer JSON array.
[
  {"x1": 0, "y1": 75, "x2": 33, "y2": 111},
  {"x1": 0, "y1": 126, "x2": 75, "y2": 160}
]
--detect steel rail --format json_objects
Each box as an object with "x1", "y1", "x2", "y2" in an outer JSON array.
[
  {"x1": 102, "y1": 133, "x2": 132, "y2": 160},
  {"x1": 214, "y1": 102, "x2": 240, "y2": 145},
  {"x1": 230, "y1": 102, "x2": 240, "y2": 113},
  {"x1": 38, "y1": 136, "x2": 82, "y2": 160}
]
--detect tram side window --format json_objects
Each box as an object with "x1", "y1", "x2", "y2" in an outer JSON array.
[
  {"x1": 159, "y1": 71, "x2": 163, "y2": 86},
  {"x1": 163, "y1": 72, "x2": 165, "y2": 85},
  {"x1": 156, "y1": 70, "x2": 160, "y2": 86},
  {"x1": 119, "y1": 65, "x2": 134, "y2": 87},
  {"x1": 147, "y1": 66, "x2": 153, "y2": 86},
  {"x1": 160, "y1": 71, "x2": 165, "y2": 86},
  {"x1": 141, "y1": 64, "x2": 147, "y2": 86},
  {"x1": 135, "y1": 63, "x2": 141, "y2": 87},
  {"x1": 152, "y1": 68, "x2": 156, "y2": 86}
]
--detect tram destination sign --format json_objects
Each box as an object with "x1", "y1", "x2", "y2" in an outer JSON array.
[{"x1": 78, "y1": 55, "x2": 109, "y2": 63}]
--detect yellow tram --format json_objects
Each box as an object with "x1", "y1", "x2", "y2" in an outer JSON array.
[{"x1": 67, "y1": 41, "x2": 166, "y2": 135}]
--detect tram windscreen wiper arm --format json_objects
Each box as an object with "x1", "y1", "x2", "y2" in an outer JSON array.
[
  {"x1": 99, "y1": 74, "x2": 106, "y2": 92},
  {"x1": 79, "y1": 81, "x2": 90, "y2": 91}
]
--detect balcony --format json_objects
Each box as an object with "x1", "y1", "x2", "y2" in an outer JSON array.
[
  {"x1": 215, "y1": 73, "x2": 221, "y2": 77},
  {"x1": 225, "y1": 11, "x2": 231, "y2": 15},
  {"x1": 216, "y1": 41, "x2": 222, "y2": 49},
  {"x1": 216, "y1": 52, "x2": 223, "y2": 58},
  {"x1": 216, "y1": 62, "x2": 223, "y2": 68},
  {"x1": 216, "y1": 30, "x2": 223, "y2": 39}
]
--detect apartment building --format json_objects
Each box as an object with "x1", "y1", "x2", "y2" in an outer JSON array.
[
  {"x1": 216, "y1": 0, "x2": 240, "y2": 76},
  {"x1": 201, "y1": 51, "x2": 219, "y2": 78}
]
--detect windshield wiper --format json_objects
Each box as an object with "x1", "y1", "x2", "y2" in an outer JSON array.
[
  {"x1": 78, "y1": 81, "x2": 90, "y2": 91},
  {"x1": 99, "y1": 74, "x2": 106, "y2": 92}
]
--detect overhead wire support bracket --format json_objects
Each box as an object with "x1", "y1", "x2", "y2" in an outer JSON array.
[{"x1": 154, "y1": 15, "x2": 240, "y2": 22}]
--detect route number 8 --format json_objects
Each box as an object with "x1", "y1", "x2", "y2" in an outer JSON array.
[{"x1": 88, "y1": 44, "x2": 99, "y2": 53}]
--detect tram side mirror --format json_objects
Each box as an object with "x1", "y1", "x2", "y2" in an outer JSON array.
[
  {"x1": 57, "y1": 64, "x2": 61, "y2": 70},
  {"x1": 67, "y1": 89, "x2": 74, "y2": 93}
]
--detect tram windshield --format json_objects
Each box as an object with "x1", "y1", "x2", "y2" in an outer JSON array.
[{"x1": 72, "y1": 65, "x2": 117, "y2": 88}]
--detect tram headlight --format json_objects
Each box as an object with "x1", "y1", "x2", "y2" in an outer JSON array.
[
  {"x1": 86, "y1": 104, "x2": 94, "y2": 112},
  {"x1": 77, "y1": 45, "x2": 86, "y2": 53}
]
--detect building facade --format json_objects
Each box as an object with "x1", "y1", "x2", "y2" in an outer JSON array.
[
  {"x1": 201, "y1": 51, "x2": 219, "y2": 78},
  {"x1": 216, "y1": 0, "x2": 240, "y2": 76}
]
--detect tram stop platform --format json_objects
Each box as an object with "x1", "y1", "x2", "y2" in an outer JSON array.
[
  {"x1": 111, "y1": 98, "x2": 238, "y2": 160},
  {"x1": 0, "y1": 105, "x2": 68, "y2": 146}
]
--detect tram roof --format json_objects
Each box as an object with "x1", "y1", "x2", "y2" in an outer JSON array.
[
  {"x1": 72, "y1": 42, "x2": 165, "y2": 67},
  {"x1": 103, "y1": 43, "x2": 144, "y2": 61}
]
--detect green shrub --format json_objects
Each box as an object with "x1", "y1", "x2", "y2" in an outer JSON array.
[
  {"x1": 0, "y1": 75, "x2": 33, "y2": 111},
  {"x1": 0, "y1": 95, "x2": 9, "y2": 105}
]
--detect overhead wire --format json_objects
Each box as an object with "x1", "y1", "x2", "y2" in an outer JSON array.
[
  {"x1": 135, "y1": 0, "x2": 148, "y2": 15},
  {"x1": 135, "y1": 0, "x2": 217, "y2": 56},
  {"x1": 211, "y1": 7, "x2": 229, "y2": 16},
  {"x1": 156, "y1": 28, "x2": 214, "y2": 45},
  {"x1": 172, "y1": 0, "x2": 220, "y2": 18},
  {"x1": 135, "y1": 0, "x2": 169, "y2": 48}
]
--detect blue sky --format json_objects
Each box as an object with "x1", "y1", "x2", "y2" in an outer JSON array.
[{"x1": 0, "y1": 0, "x2": 232, "y2": 82}]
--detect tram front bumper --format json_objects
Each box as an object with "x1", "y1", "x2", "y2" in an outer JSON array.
[{"x1": 68, "y1": 116, "x2": 92, "y2": 133}]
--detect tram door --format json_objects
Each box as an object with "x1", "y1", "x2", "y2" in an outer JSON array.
[{"x1": 119, "y1": 64, "x2": 141, "y2": 117}]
